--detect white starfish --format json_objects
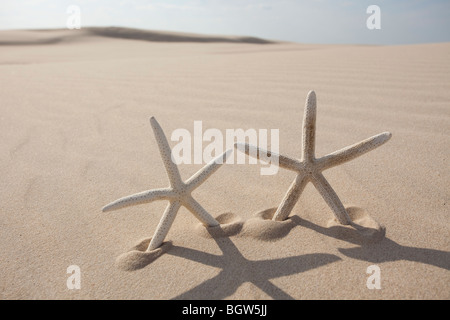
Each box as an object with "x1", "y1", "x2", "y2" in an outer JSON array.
[
  {"x1": 103, "y1": 117, "x2": 232, "y2": 251},
  {"x1": 236, "y1": 91, "x2": 392, "y2": 224}
]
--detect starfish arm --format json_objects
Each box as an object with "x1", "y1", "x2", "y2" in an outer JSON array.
[
  {"x1": 149, "y1": 117, "x2": 183, "y2": 187},
  {"x1": 102, "y1": 188, "x2": 171, "y2": 212},
  {"x1": 301, "y1": 90, "x2": 317, "y2": 161},
  {"x1": 147, "y1": 200, "x2": 181, "y2": 251},
  {"x1": 311, "y1": 173, "x2": 351, "y2": 225},
  {"x1": 183, "y1": 197, "x2": 219, "y2": 227},
  {"x1": 273, "y1": 173, "x2": 309, "y2": 221},
  {"x1": 317, "y1": 132, "x2": 392, "y2": 170},
  {"x1": 234, "y1": 142, "x2": 301, "y2": 172},
  {"x1": 185, "y1": 149, "x2": 233, "y2": 189}
]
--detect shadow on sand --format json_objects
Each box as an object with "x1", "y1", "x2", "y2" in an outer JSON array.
[
  {"x1": 294, "y1": 216, "x2": 450, "y2": 271},
  {"x1": 169, "y1": 227, "x2": 341, "y2": 300},
  {"x1": 116, "y1": 208, "x2": 449, "y2": 299}
]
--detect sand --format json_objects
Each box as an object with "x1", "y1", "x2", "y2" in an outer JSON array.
[{"x1": 0, "y1": 28, "x2": 449, "y2": 300}]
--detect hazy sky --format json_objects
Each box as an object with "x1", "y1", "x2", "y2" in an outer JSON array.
[{"x1": 1, "y1": 0, "x2": 449, "y2": 44}]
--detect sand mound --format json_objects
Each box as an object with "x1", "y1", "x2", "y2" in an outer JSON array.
[
  {"x1": 195, "y1": 212, "x2": 244, "y2": 238},
  {"x1": 327, "y1": 206, "x2": 386, "y2": 243},
  {"x1": 195, "y1": 208, "x2": 298, "y2": 242},
  {"x1": 115, "y1": 206, "x2": 383, "y2": 271},
  {"x1": 87, "y1": 27, "x2": 274, "y2": 44},
  {"x1": 0, "y1": 27, "x2": 274, "y2": 46},
  {"x1": 196, "y1": 206, "x2": 384, "y2": 244},
  {"x1": 240, "y1": 208, "x2": 298, "y2": 241},
  {"x1": 115, "y1": 238, "x2": 172, "y2": 271},
  {"x1": 0, "y1": 29, "x2": 97, "y2": 45}
]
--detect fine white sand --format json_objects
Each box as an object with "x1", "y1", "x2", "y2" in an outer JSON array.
[{"x1": 0, "y1": 28, "x2": 449, "y2": 299}]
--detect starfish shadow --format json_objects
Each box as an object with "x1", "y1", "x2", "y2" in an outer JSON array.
[
  {"x1": 338, "y1": 240, "x2": 450, "y2": 271},
  {"x1": 168, "y1": 228, "x2": 341, "y2": 300},
  {"x1": 294, "y1": 216, "x2": 450, "y2": 270}
]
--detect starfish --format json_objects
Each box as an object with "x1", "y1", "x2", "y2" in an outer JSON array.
[
  {"x1": 235, "y1": 91, "x2": 392, "y2": 225},
  {"x1": 103, "y1": 117, "x2": 232, "y2": 251}
]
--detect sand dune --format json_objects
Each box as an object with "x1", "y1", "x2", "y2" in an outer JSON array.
[
  {"x1": 0, "y1": 29, "x2": 449, "y2": 300},
  {"x1": 0, "y1": 27, "x2": 275, "y2": 45}
]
